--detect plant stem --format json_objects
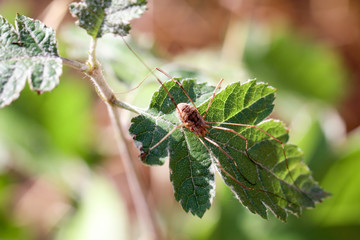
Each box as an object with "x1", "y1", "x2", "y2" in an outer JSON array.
[
  {"x1": 63, "y1": 41, "x2": 162, "y2": 239},
  {"x1": 85, "y1": 64, "x2": 163, "y2": 240}
]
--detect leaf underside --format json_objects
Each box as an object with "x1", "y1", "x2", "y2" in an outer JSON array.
[
  {"x1": 129, "y1": 78, "x2": 329, "y2": 220},
  {"x1": 0, "y1": 14, "x2": 62, "y2": 108},
  {"x1": 69, "y1": 0, "x2": 147, "y2": 38}
]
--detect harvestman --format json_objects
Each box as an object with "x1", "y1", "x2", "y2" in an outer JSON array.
[
  {"x1": 119, "y1": 35, "x2": 297, "y2": 204},
  {"x1": 128, "y1": 66, "x2": 298, "y2": 205}
]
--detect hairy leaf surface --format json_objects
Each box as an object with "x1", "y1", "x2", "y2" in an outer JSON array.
[
  {"x1": 129, "y1": 78, "x2": 328, "y2": 219},
  {"x1": 0, "y1": 14, "x2": 62, "y2": 108},
  {"x1": 69, "y1": 0, "x2": 147, "y2": 38}
]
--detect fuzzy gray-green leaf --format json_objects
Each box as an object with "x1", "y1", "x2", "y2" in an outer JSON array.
[
  {"x1": 0, "y1": 14, "x2": 62, "y2": 108},
  {"x1": 69, "y1": 0, "x2": 147, "y2": 38},
  {"x1": 130, "y1": 78, "x2": 329, "y2": 220}
]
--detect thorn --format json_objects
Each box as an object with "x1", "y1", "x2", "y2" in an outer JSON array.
[
  {"x1": 140, "y1": 152, "x2": 148, "y2": 162},
  {"x1": 12, "y1": 42, "x2": 24, "y2": 46}
]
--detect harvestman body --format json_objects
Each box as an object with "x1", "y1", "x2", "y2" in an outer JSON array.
[{"x1": 176, "y1": 103, "x2": 209, "y2": 137}]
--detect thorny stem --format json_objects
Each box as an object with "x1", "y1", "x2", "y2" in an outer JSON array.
[
  {"x1": 62, "y1": 48, "x2": 162, "y2": 239},
  {"x1": 86, "y1": 65, "x2": 163, "y2": 240}
]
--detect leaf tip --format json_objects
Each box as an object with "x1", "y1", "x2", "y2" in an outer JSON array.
[
  {"x1": 194, "y1": 211, "x2": 205, "y2": 218},
  {"x1": 15, "y1": 13, "x2": 25, "y2": 20}
]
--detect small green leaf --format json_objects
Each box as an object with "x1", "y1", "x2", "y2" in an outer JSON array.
[
  {"x1": 129, "y1": 78, "x2": 329, "y2": 220},
  {"x1": 69, "y1": 0, "x2": 147, "y2": 38},
  {"x1": 0, "y1": 14, "x2": 62, "y2": 108}
]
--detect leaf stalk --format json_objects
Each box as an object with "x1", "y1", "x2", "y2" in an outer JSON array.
[
  {"x1": 61, "y1": 57, "x2": 88, "y2": 71},
  {"x1": 88, "y1": 37, "x2": 98, "y2": 70}
]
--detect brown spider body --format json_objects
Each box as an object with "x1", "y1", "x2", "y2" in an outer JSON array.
[{"x1": 176, "y1": 103, "x2": 209, "y2": 137}]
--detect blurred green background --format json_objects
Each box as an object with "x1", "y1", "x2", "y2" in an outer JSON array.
[{"x1": 0, "y1": 0, "x2": 360, "y2": 239}]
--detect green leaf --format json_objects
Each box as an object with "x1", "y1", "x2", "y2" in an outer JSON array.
[
  {"x1": 0, "y1": 14, "x2": 62, "y2": 108},
  {"x1": 69, "y1": 0, "x2": 147, "y2": 38},
  {"x1": 129, "y1": 78, "x2": 329, "y2": 220}
]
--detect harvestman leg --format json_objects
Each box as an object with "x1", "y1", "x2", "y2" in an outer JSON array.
[
  {"x1": 206, "y1": 122, "x2": 295, "y2": 184},
  {"x1": 202, "y1": 78, "x2": 224, "y2": 119},
  {"x1": 120, "y1": 36, "x2": 197, "y2": 109},
  {"x1": 148, "y1": 123, "x2": 185, "y2": 151},
  {"x1": 119, "y1": 67, "x2": 198, "y2": 110},
  {"x1": 203, "y1": 136, "x2": 256, "y2": 185}
]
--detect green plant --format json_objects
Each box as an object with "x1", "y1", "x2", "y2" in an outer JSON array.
[{"x1": 0, "y1": 0, "x2": 329, "y2": 238}]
